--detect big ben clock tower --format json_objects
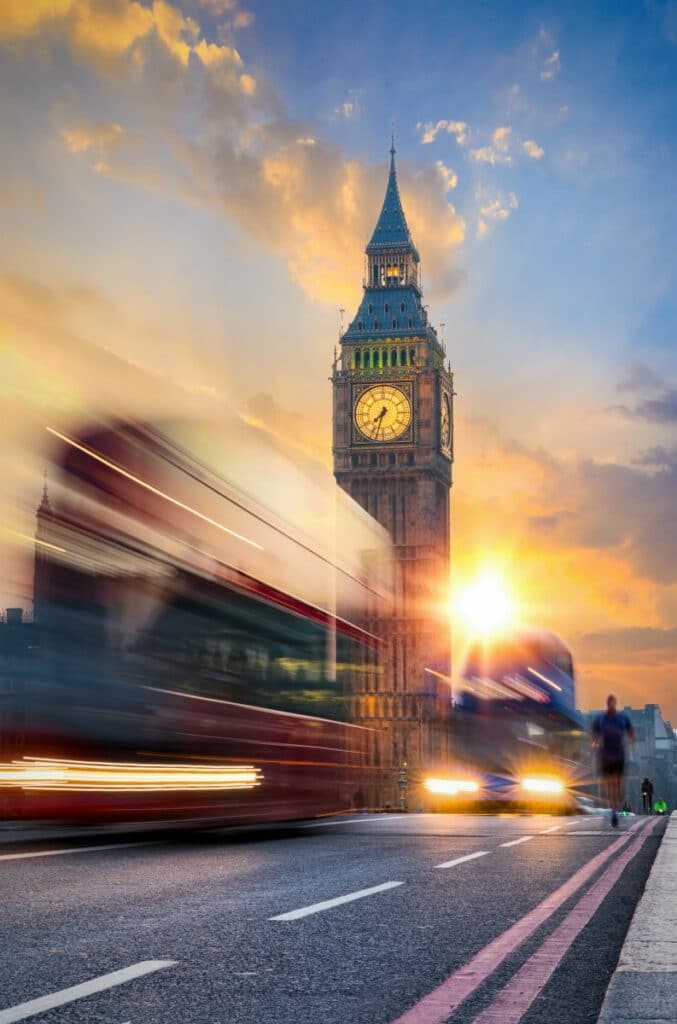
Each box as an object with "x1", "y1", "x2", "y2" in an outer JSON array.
[{"x1": 332, "y1": 144, "x2": 454, "y2": 807}]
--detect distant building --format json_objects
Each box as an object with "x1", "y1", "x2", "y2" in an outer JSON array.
[{"x1": 623, "y1": 703, "x2": 677, "y2": 811}]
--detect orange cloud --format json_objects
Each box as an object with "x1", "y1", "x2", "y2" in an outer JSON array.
[
  {"x1": 0, "y1": 0, "x2": 245, "y2": 71},
  {"x1": 0, "y1": 0, "x2": 73, "y2": 40},
  {"x1": 152, "y1": 0, "x2": 199, "y2": 65},
  {"x1": 62, "y1": 119, "x2": 125, "y2": 153},
  {"x1": 70, "y1": 0, "x2": 155, "y2": 61},
  {"x1": 239, "y1": 71, "x2": 256, "y2": 94},
  {"x1": 233, "y1": 10, "x2": 254, "y2": 29},
  {"x1": 522, "y1": 139, "x2": 545, "y2": 159},
  {"x1": 193, "y1": 38, "x2": 242, "y2": 66}
]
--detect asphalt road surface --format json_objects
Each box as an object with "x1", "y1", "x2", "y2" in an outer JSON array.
[{"x1": 0, "y1": 812, "x2": 665, "y2": 1024}]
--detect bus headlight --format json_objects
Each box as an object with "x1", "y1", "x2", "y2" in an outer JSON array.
[
  {"x1": 424, "y1": 778, "x2": 480, "y2": 796},
  {"x1": 521, "y1": 776, "x2": 565, "y2": 795}
]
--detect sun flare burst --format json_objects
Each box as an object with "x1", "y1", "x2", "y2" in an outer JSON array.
[{"x1": 453, "y1": 570, "x2": 517, "y2": 635}]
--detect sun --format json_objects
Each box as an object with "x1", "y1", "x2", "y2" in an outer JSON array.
[{"x1": 454, "y1": 571, "x2": 516, "y2": 635}]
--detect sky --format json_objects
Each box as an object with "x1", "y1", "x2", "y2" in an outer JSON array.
[{"x1": 1, "y1": 0, "x2": 676, "y2": 719}]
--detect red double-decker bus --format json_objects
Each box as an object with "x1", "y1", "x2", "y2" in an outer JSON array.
[{"x1": 1, "y1": 416, "x2": 391, "y2": 825}]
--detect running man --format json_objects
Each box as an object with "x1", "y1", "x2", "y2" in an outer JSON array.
[{"x1": 591, "y1": 694, "x2": 635, "y2": 828}]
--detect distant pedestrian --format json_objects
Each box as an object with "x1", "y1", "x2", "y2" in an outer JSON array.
[
  {"x1": 591, "y1": 694, "x2": 635, "y2": 828},
  {"x1": 641, "y1": 777, "x2": 654, "y2": 815}
]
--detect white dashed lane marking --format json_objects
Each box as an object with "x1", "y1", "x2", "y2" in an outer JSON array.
[
  {"x1": 0, "y1": 961, "x2": 175, "y2": 1024},
  {"x1": 270, "y1": 881, "x2": 403, "y2": 921},
  {"x1": 500, "y1": 835, "x2": 535, "y2": 848},
  {"x1": 435, "y1": 851, "x2": 490, "y2": 870}
]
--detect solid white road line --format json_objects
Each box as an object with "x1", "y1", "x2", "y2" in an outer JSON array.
[
  {"x1": 540, "y1": 826, "x2": 562, "y2": 833},
  {"x1": 435, "y1": 850, "x2": 490, "y2": 870},
  {"x1": 500, "y1": 835, "x2": 534, "y2": 848},
  {"x1": 0, "y1": 840, "x2": 163, "y2": 863},
  {"x1": 270, "y1": 880, "x2": 403, "y2": 921},
  {"x1": 0, "y1": 961, "x2": 176, "y2": 1024}
]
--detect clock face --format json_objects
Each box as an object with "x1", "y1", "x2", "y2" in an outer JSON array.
[
  {"x1": 354, "y1": 384, "x2": 412, "y2": 442},
  {"x1": 441, "y1": 392, "x2": 451, "y2": 448}
]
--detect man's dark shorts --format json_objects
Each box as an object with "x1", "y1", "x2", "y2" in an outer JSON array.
[{"x1": 600, "y1": 760, "x2": 625, "y2": 778}]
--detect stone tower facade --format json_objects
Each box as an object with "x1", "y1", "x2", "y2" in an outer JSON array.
[{"x1": 332, "y1": 145, "x2": 454, "y2": 808}]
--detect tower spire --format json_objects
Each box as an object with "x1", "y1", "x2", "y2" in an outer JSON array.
[
  {"x1": 37, "y1": 469, "x2": 51, "y2": 514},
  {"x1": 366, "y1": 141, "x2": 418, "y2": 256},
  {"x1": 342, "y1": 139, "x2": 438, "y2": 341}
]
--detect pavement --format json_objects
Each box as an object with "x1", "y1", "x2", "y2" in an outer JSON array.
[
  {"x1": 0, "y1": 812, "x2": 668, "y2": 1024},
  {"x1": 597, "y1": 810, "x2": 677, "y2": 1023}
]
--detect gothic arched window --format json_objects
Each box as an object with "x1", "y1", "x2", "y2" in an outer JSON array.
[
  {"x1": 374, "y1": 319, "x2": 380, "y2": 330},
  {"x1": 400, "y1": 348, "x2": 407, "y2": 365},
  {"x1": 390, "y1": 349, "x2": 397, "y2": 367},
  {"x1": 384, "y1": 303, "x2": 389, "y2": 314},
  {"x1": 409, "y1": 347, "x2": 416, "y2": 364},
  {"x1": 355, "y1": 350, "x2": 361, "y2": 368},
  {"x1": 392, "y1": 319, "x2": 397, "y2": 330},
  {"x1": 400, "y1": 302, "x2": 405, "y2": 313},
  {"x1": 408, "y1": 318, "x2": 413, "y2": 329},
  {"x1": 357, "y1": 320, "x2": 363, "y2": 330}
]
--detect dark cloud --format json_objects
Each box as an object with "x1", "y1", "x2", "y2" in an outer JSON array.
[
  {"x1": 528, "y1": 514, "x2": 559, "y2": 530},
  {"x1": 631, "y1": 390, "x2": 677, "y2": 423},
  {"x1": 617, "y1": 361, "x2": 663, "y2": 393},
  {"x1": 611, "y1": 389, "x2": 677, "y2": 423},
  {"x1": 631, "y1": 446, "x2": 677, "y2": 468},
  {"x1": 576, "y1": 627, "x2": 677, "y2": 665}
]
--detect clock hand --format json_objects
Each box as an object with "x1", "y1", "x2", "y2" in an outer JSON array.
[{"x1": 373, "y1": 406, "x2": 387, "y2": 438}]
